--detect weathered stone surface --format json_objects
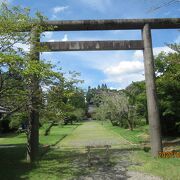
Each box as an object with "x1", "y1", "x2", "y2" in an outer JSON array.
[
  {"x1": 41, "y1": 40, "x2": 144, "y2": 52},
  {"x1": 142, "y1": 24, "x2": 162, "y2": 156},
  {"x1": 44, "y1": 18, "x2": 180, "y2": 31}
]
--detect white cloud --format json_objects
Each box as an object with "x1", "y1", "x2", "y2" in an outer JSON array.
[
  {"x1": 134, "y1": 50, "x2": 143, "y2": 60},
  {"x1": 134, "y1": 46, "x2": 175, "y2": 61},
  {"x1": 48, "y1": 39, "x2": 55, "y2": 42},
  {"x1": 109, "y1": 86, "x2": 121, "y2": 90},
  {"x1": 104, "y1": 73, "x2": 144, "y2": 85},
  {"x1": 153, "y1": 46, "x2": 175, "y2": 55},
  {"x1": 62, "y1": 34, "x2": 68, "y2": 41},
  {"x1": 102, "y1": 59, "x2": 144, "y2": 88},
  {"x1": 41, "y1": 44, "x2": 175, "y2": 89},
  {"x1": 104, "y1": 61, "x2": 144, "y2": 76},
  {"x1": 42, "y1": 85, "x2": 51, "y2": 92},
  {"x1": 53, "y1": 51, "x2": 144, "y2": 88},
  {"x1": 102, "y1": 46, "x2": 174, "y2": 88},
  {"x1": 79, "y1": 0, "x2": 111, "y2": 12},
  {"x1": 52, "y1": 6, "x2": 69, "y2": 14}
]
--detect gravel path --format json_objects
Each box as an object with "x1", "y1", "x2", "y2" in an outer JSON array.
[{"x1": 72, "y1": 149, "x2": 162, "y2": 180}]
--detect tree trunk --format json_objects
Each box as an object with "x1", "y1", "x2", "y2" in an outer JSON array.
[
  {"x1": 127, "y1": 107, "x2": 134, "y2": 131},
  {"x1": 44, "y1": 121, "x2": 55, "y2": 136},
  {"x1": 145, "y1": 113, "x2": 149, "y2": 125},
  {"x1": 127, "y1": 113, "x2": 133, "y2": 131},
  {"x1": 26, "y1": 27, "x2": 40, "y2": 162},
  {"x1": 142, "y1": 24, "x2": 162, "y2": 157},
  {"x1": 127, "y1": 119, "x2": 133, "y2": 131}
]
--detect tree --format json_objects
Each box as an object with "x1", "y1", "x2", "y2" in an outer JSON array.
[
  {"x1": 94, "y1": 91, "x2": 136, "y2": 130},
  {"x1": 0, "y1": 3, "x2": 58, "y2": 162},
  {"x1": 155, "y1": 46, "x2": 180, "y2": 135},
  {"x1": 0, "y1": 3, "x2": 32, "y2": 121},
  {"x1": 41, "y1": 71, "x2": 85, "y2": 135},
  {"x1": 126, "y1": 81, "x2": 148, "y2": 124}
]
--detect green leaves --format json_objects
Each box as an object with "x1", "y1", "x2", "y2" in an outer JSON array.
[
  {"x1": 0, "y1": 3, "x2": 85, "y2": 131},
  {"x1": 154, "y1": 44, "x2": 180, "y2": 134},
  {"x1": 0, "y1": 3, "x2": 31, "y2": 53}
]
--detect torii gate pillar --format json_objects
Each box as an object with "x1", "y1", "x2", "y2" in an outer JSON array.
[{"x1": 142, "y1": 24, "x2": 162, "y2": 156}]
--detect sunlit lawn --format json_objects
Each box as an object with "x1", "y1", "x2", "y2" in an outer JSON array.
[
  {"x1": 129, "y1": 150, "x2": 180, "y2": 180},
  {"x1": 0, "y1": 121, "x2": 179, "y2": 180},
  {"x1": 0, "y1": 121, "x2": 131, "y2": 179},
  {"x1": 103, "y1": 121, "x2": 180, "y2": 180},
  {"x1": 0, "y1": 123, "x2": 78, "y2": 180},
  {"x1": 0, "y1": 124, "x2": 77, "y2": 145},
  {"x1": 102, "y1": 121, "x2": 149, "y2": 144},
  {"x1": 58, "y1": 121, "x2": 129, "y2": 148}
]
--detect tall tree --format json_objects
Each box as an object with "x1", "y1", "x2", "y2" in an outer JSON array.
[
  {"x1": 0, "y1": 3, "x2": 55, "y2": 162},
  {"x1": 155, "y1": 45, "x2": 180, "y2": 135}
]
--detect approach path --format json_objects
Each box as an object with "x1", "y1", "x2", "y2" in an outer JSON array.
[
  {"x1": 56, "y1": 121, "x2": 162, "y2": 180},
  {"x1": 58, "y1": 121, "x2": 129, "y2": 148}
]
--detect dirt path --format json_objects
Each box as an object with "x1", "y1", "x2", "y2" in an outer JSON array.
[{"x1": 55, "y1": 121, "x2": 162, "y2": 180}]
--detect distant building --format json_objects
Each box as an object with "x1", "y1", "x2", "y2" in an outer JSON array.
[{"x1": 87, "y1": 104, "x2": 96, "y2": 118}]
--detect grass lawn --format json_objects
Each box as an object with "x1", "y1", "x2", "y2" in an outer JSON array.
[
  {"x1": 130, "y1": 151, "x2": 180, "y2": 180},
  {"x1": 0, "y1": 121, "x2": 179, "y2": 180},
  {"x1": 0, "y1": 124, "x2": 77, "y2": 145},
  {"x1": 102, "y1": 121, "x2": 149, "y2": 144},
  {"x1": 58, "y1": 121, "x2": 129, "y2": 148},
  {"x1": 103, "y1": 121, "x2": 180, "y2": 180},
  {"x1": 0, "y1": 121, "x2": 131, "y2": 180},
  {"x1": 19, "y1": 121, "x2": 134, "y2": 179},
  {"x1": 0, "y1": 123, "x2": 78, "y2": 180}
]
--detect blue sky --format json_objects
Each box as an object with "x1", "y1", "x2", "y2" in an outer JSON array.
[{"x1": 5, "y1": 0, "x2": 180, "y2": 89}]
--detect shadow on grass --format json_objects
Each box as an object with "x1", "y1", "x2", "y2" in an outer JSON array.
[
  {"x1": 0, "y1": 143, "x2": 60, "y2": 180},
  {"x1": 0, "y1": 143, "x2": 142, "y2": 179},
  {"x1": 27, "y1": 146, "x2": 142, "y2": 179},
  {"x1": 0, "y1": 124, "x2": 83, "y2": 179},
  {"x1": 0, "y1": 143, "x2": 34, "y2": 180},
  {"x1": 0, "y1": 133, "x2": 21, "y2": 138}
]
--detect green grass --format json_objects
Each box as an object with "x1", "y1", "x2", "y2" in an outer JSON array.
[
  {"x1": 0, "y1": 124, "x2": 77, "y2": 145},
  {"x1": 102, "y1": 121, "x2": 149, "y2": 144},
  {"x1": 20, "y1": 121, "x2": 136, "y2": 180},
  {"x1": 130, "y1": 151, "x2": 180, "y2": 180},
  {"x1": 21, "y1": 149, "x2": 97, "y2": 180},
  {"x1": 0, "y1": 121, "x2": 179, "y2": 180},
  {"x1": 0, "y1": 121, "x2": 131, "y2": 180},
  {"x1": 0, "y1": 124, "x2": 78, "y2": 180},
  {"x1": 102, "y1": 120, "x2": 180, "y2": 180},
  {"x1": 39, "y1": 124, "x2": 78, "y2": 145},
  {"x1": 58, "y1": 121, "x2": 129, "y2": 148},
  {"x1": 0, "y1": 132, "x2": 26, "y2": 144}
]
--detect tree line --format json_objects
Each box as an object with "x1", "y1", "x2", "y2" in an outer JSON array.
[{"x1": 86, "y1": 45, "x2": 180, "y2": 135}]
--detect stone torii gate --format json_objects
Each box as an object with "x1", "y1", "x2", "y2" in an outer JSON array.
[{"x1": 29, "y1": 18, "x2": 180, "y2": 161}]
